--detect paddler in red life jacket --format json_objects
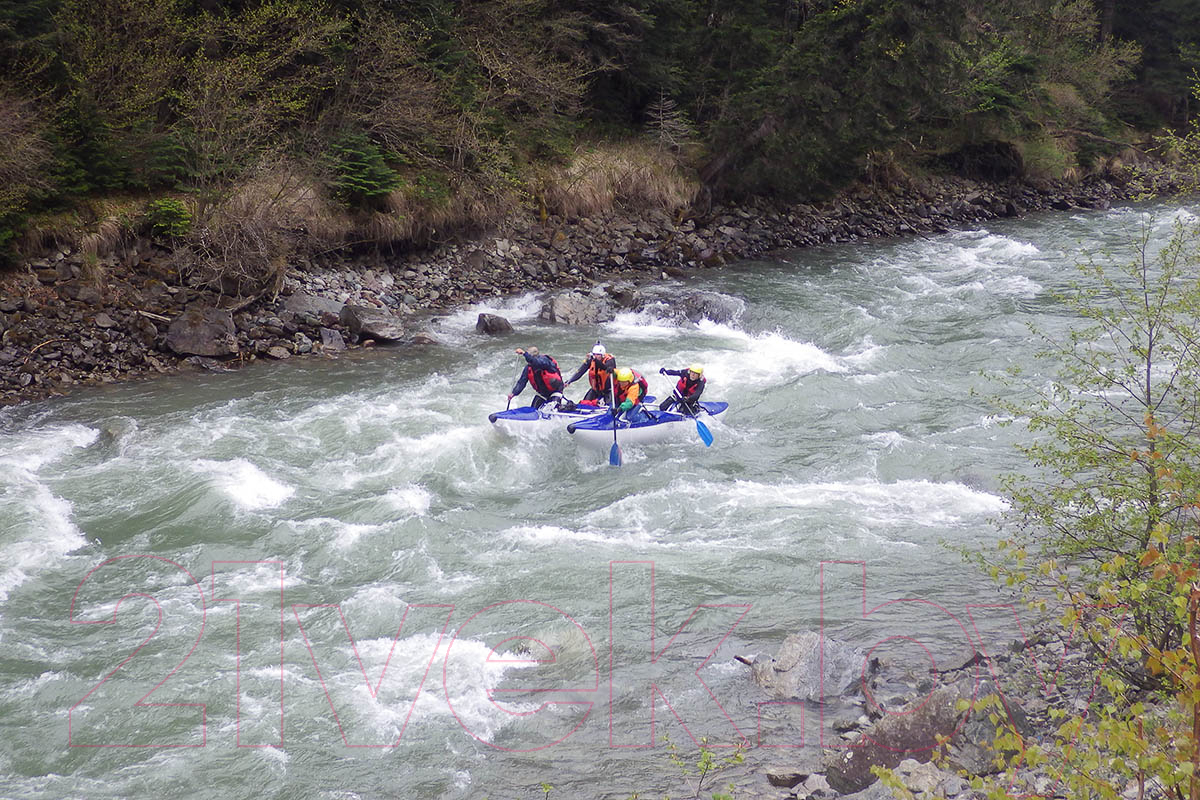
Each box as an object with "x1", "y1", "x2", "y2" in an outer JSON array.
[
  {"x1": 658, "y1": 363, "x2": 706, "y2": 416},
  {"x1": 563, "y1": 341, "x2": 617, "y2": 406},
  {"x1": 508, "y1": 346, "x2": 565, "y2": 410},
  {"x1": 612, "y1": 366, "x2": 651, "y2": 423}
]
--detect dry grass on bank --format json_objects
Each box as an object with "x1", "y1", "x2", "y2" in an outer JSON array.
[
  {"x1": 372, "y1": 180, "x2": 513, "y2": 244},
  {"x1": 16, "y1": 197, "x2": 147, "y2": 291},
  {"x1": 538, "y1": 140, "x2": 698, "y2": 219},
  {"x1": 10, "y1": 141, "x2": 699, "y2": 286}
]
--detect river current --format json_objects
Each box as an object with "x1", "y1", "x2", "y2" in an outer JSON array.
[{"x1": 1, "y1": 200, "x2": 1194, "y2": 799}]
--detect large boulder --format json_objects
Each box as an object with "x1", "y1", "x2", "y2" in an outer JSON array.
[
  {"x1": 539, "y1": 290, "x2": 617, "y2": 325},
  {"x1": 283, "y1": 292, "x2": 344, "y2": 318},
  {"x1": 339, "y1": 305, "x2": 404, "y2": 342},
  {"x1": 823, "y1": 679, "x2": 974, "y2": 794},
  {"x1": 751, "y1": 632, "x2": 874, "y2": 700},
  {"x1": 476, "y1": 313, "x2": 513, "y2": 335},
  {"x1": 319, "y1": 328, "x2": 346, "y2": 351},
  {"x1": 678, "y1": 291, "x2": 745, "y2": 325},
  {"x1": 605, "y1": 282, "x2": 644, "y2": 309},
  {"x1": 165, "y1": 307, "x2": 239, "y2": 357}
]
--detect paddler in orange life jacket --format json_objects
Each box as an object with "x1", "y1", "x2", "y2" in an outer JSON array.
[
  {"x1": 563, "y1": 341, "x2": 617, "y2": 406},
  {"x1": 508, "y1": 346, "x2": 565, "y2": 410},
  {"x1": 612, "y1": 366, "x2": 651, "y2": 423},
  {"x1": 658, "y1": 364, "x2": 706, "y2": 416}
]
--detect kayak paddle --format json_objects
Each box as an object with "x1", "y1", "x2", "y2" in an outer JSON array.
[
  {"x1": 609, "y1": 384, "x2": 622, "y2": 466},
  {"x1": 677, "y1": 392, "x2": 714, "y2": 446}
]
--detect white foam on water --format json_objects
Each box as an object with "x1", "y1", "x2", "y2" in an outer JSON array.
[
  {"x1": 585, "y1": 476, "x2": 1005, "y2": 538},
  {"x1": 974, "y1": 233, "x2": 1041, "y2": 259},
  {"x1": 191, "y1": 458, "x2": 295, "y2": 510},
  {"x1": 383, "y1": 486, "x2": 433, "y2": 516},
  {"x1": 3, "y1": 670, "x2": 66, "y2": 700},
  {"x1": 988, "y1": 274, "x2": 1042, "y2": 297},
  {"x1": 436, "y1": 292, "x2": 545, "y2": 332},
  {"x1": 1164, "y1": 208, "x2": 1198, "y2": 226},
  {"x1": 863, "y1": 431, "x2": 906, "y2": 450},
  {"x1": 0, "y1": 424, "x2": 97, "y2": 604},
  {"x1": 605, "y1": 309, "x2": 687, "y2": 339},
  {"x1": 712, "y1": 478, "x2": 1007, "y2": 527},
  {"x1": 618, "y1": 320, "x2": 843, "y2": 388},
  {"x1": 319, "y1": 632, "x2": 532, "y2": 745},
  {"x1": 0, "y1": 487, "x2": 86, "y2": 606},
  {"x1": 0, "y1": 423, "x2": 97, "y2": 473},
  {"x1": 283, "y1": 517, "x2": 388, "y2": 550},
  {"x1": 331, "y1": 425, "x2": 497, "y2": 492},
  {"x1": 842, "y1": 338, "x2": 887, "y2": 368},
  {"x1": 706, "y1": 329, "x2": 846, "y2": 380},
  {"x1": 213, "y1": 561, "x2": 304, "y2": 596},
  {"x1": 501, "y1": 524, "x2": 655, "y2": 550},
  {"x1": 373, "y1": 425, "x2": 485, "y2": 461},
  {"x1": 258, "y1": 746, "x2": 289, "y2": 765},
  {"x1": 418, "y1": 551, "x2": 481, "y2": 594}
]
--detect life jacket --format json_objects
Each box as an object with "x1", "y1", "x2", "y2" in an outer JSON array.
[
  {"x1": 675, "y1": 373, "x2": 706, "y2": 401},
  {"x1": 615, "y1": 370, "x2": 649, "y2": 406},
  {"x1": 587, "y1": 354, "x2": 616, "y2": 393},
  {"x1": 527, "y1": 356, "x2": 564, "y2": 397}
]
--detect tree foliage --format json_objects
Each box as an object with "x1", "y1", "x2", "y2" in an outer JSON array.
[
  {"x1": 0, "y1": 0, "x2": 1195, "y2": 255},
  {"x1": 976, "y1": 218, "x2": 1200, "y2": 800}
]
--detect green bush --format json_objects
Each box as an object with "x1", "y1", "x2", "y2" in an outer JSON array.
[
  {"x1": 144, "y1": 198, "x2": 191, "y2": 238},
  {"x1": 327, "y1": 134, "x2": 402, "y2": 208}
]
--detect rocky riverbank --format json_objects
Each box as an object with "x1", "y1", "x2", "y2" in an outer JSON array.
[
  {"x1": 0, "y1": 167, "x2": 1187, "y2": 407},
  {"x1": 717, "y1": 622, "x2": 1133, "y2": 800}
]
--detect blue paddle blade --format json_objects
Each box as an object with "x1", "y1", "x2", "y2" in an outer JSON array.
[
  {"x1": 696, "y1": 418, "x2": 713, "y2": 447},
  {"x1": 609, "y1": 442, "x2": 622, "y2": 466}
]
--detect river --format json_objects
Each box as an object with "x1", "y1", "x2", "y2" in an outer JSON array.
[{"x1": 1, "y1": 200, "x2": 1194, "y2": 799}]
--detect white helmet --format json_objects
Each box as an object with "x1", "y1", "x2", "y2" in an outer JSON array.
[{"x1": 591, "y1": 342, "x2": 606, "y2": 355}]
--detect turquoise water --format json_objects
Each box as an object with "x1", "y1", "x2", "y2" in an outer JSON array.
[{"x1": 1, "y1": 201, "x2": 1194, "y2": 799}]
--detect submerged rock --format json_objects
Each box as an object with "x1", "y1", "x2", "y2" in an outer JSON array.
[
  {"x1": 678, "y1": 290, "x2": 745, "y2": 325},
  {"x1": 751, "y1": 631, "x2": 874, "y2": 700},
  {"x1": 476, "y1": 313, "x2": 513, "y2": 335}
]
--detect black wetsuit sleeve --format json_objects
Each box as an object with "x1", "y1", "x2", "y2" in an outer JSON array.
[
  {"x1": 511, "y1": 368, "x2": 529, "y2": 395},
  {"x1": 567, "y1": 359, "x2": 590, "y2": 383}
]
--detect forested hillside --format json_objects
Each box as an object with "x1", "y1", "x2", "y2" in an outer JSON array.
[{"x1": 0, "y1": 0, "x2": 1196, "y2": 267}]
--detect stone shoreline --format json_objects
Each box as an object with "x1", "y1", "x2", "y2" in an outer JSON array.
[
  {"x1": 725, "y1": 621, "x2": 1130, "y2": 800},
  {"x1": 0, "y1": 168, "x2": 1186, "y2": 407}
]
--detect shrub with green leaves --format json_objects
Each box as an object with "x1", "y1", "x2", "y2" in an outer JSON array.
[
  {"x1": 974, "y1": 220, "x2": 1200, "y2": 799},
  {"x1": 327, "y1": 134, "x2": 402, "y2": 208},
  {"x1": 145, "y1": 198, "x2": 192, "y2": 238}
]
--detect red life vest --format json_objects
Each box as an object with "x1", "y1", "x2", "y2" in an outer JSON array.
[
  {"x1": 527, "y1": 356, "x2": 564, "y2": 397},
  {"x1": 675, "y1": 374, "x2": 706, "y2": 401},
  {"x1": 587, "y1": 354, "x2": 616, "y2": 393},
  {"x1": 615, "y1": 370, "x2": 649, "y2": 406}
]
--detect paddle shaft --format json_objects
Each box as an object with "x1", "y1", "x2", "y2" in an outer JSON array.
[{"x1": 609, "y1": 379, "x2": 621, "y2": 466}]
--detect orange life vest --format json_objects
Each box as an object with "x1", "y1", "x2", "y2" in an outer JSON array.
[
  {"x1": 614, "y1": 370, "x2": 649, "y2": 406},
  {"x1": 588, "y1": 354, "x2": 616, "y2": 393}
]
